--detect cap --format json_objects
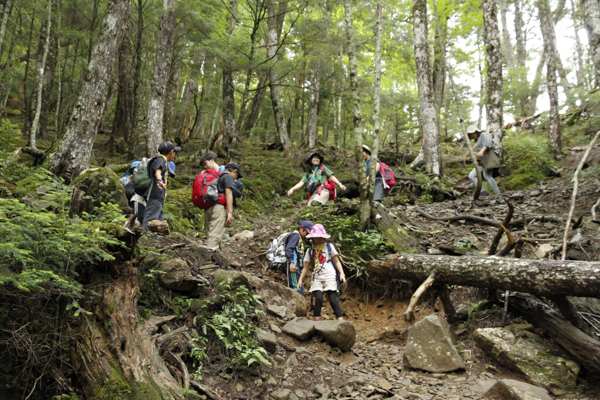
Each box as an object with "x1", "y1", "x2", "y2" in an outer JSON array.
[
  {"x1": 225, "y1": 162, "x2": 244, "y2": 178},
  {"x1": 362, "y1": 144, "x2": 372, "y2": 154},
  {"x1": 167, "y1": 161, "x2": 176, "y2": 177},
  {"x1": 130, "y1": 160, "x2": 141, "y2": 169},
  {"x1": 158, "y1": 141, "x2": 182, "y2": 155},
  {"x1": 299, "y1": 220, "x2": 313, "y2": 232},
  {"x1": 466, "y1": 125, "x2": 482, "y2": 135}
]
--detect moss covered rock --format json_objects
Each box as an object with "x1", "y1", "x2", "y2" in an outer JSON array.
[
  {"x1": 73, "y1": 167, "x2": 128, "y2": 214},
  {"x1": 163, "y1": 188, "x2": 204, "y2": 234}
]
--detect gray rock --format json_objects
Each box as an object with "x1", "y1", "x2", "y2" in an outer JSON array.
[
  {"x1": 377, "y1": 379, "x2": 392, "y2": 390},
  {"x1": 483, "y1": 379, "x2": 552, "y2": 400},
  {"x1": 294, "y1": 389, "x2": 307, "y2": 399},
  {"x1": 473, "y1": 328, "x2": 579, "y2": 394},
  {"x1": 271, "y1": 324, "x2": 282, "y2": 333},
  {"x1": 347, "y1": 375, "x2": 367, "y2": 385},
  {"x1": 158, "y1": 259, "x2": 203, "y2": 292},
  {"x1": 403, "y1": 315, "x2": 465, "y2": 373},
  {"x1": 314, "y1": 385, "x2": 328, "y2": 395},
  {"x1": 271, "y1": 388, "x2": 291, "y2": 399},
  {"x1": 233, "y1": 230, "x2": 254, "y2": 240},
  {"x1": 313, "y1": 320, "x2": 356, "y2": 352},
  {"x1": 207, "y1": 269, "x2": 308, "y2": 318},
  {"x1": 268, "y1": 304, "x2": 288, "y2": 319},
  {"x1": 282, "y1": 320, "x2": 315, "y2": 341},
  {"x1": 72, "y1": 167, "x2": 129, "y2": 214},
  {"x1": 313, "y1": 355, "x2": 329, "y2": 366},
  {"x1": 267, "y1": 376, "x2": 277, "y2": 385},
  {"x1": 258, "y1": 329, "x2": 278, "y2": 353},
  {"x1": 286, "y1": 353, "x2": 299, "y2": 367},
  {"x1": 470, "y1": 378, "x2": 497, "y2": 393}
]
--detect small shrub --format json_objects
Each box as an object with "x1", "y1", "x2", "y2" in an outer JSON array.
[{"x1": 499, "y1": 133, "x2": 557, "y2": 190}]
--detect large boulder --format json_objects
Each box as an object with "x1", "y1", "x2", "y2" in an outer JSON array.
[
  {"x1": 483, "y1": 379, "x2": 552, "y2": 400},
  {"x1": 207, "y1": 269, "x2": 307, "y2": 318},
  {"x1": 257, "y1": 329, "x2": 278, "y2": 354},
  {"x1": 72, "y1": 167, "x2": 129, "y2": 214},
  {"x1": 314, "y1": 320, "x2": 356, "y2": 352},
  {"x1": 158, "y1": 258, "x2": 204, "y2": 292},
  {"x1": 403, "y1": 314, "x2": 465, "y2": 373},
  {"x1": 282, "y1": 319, "x2": 315, "y2": 341},
  {"x1": 473, "y1": 327, "x2": 579, "y2": 394}
]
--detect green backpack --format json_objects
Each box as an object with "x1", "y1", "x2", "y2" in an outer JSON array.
[{"x1": 132, "y1": 157, "x2": 153, "y2": 196}]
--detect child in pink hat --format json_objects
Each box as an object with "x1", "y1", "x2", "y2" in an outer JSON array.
[{"x1": 297, "y1": 224, "x2": 346, "y2": 320}]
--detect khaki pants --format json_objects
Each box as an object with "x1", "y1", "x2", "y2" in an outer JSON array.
[
  {"x1": 308, "y1": 188, "x2": 329, "y2": 206},
  {"x1": 205, "y1": 204, "x2": 226, "y2": 250}
]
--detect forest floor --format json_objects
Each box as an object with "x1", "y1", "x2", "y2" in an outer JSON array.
[{"x1": 179, "y1": 147, "x2": 600, "y2": 400}]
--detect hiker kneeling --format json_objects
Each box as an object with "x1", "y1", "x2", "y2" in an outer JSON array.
[{"x1": 297, "y1": 224, "x2": 346, "y2": 321}]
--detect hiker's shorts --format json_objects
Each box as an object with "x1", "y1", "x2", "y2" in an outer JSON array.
[
  {"x1": 310, "y1": 280, "x2": 338, "y2": 293},
  {"x1": 308, "y1": 188, "x2": 329, "y2": 206}
]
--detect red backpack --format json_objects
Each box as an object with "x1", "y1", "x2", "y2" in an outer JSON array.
[
  {"x1": 307, "y1": 166, "x2": 336, "y2": 204},
  {"x1": 192, "y1": 170, "x2": 228, "y2": 209},
  {"x1": 379, "y1": 161, "x2": 396, "y2": 191}
]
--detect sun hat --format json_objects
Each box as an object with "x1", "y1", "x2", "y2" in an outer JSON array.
[
  {"x1": 299, "y1": 220, "x2": 313, "y2": 232},
  {"x1": 305, "y1": 223, "x2": 330, "y2": 239},
  {"x1": 306, "y1": 152, "x2": 324, "y2": 165},
  {"x1": 168, "y1": 161, "x2": 176, "y2": 177},
  {"x1": 466, "y1": 125, "x2": 482, "y2": 135},
  {"x1": 362, "y1": 144, "x2": 372, "y2": 154}
]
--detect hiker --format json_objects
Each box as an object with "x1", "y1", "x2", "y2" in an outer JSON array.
[
  {"x1": 218, "y1": 162, "x2": 244, "y2": 206},
  {"x1": 287, "y1": 152, "x2": 347, "y2": 206},
  {"x1": 142, "y1": 141, "x2": 181, "y2": 230},
  {"x1": 119, "y1": 160, "x2": 146, "y2": 226},
  {"x1": 362, "y1": 145, "x2": 384, "y2": 204},
  {"x1": 284, "y1": 220, "x2": 313, "y2": 295},
  {"x1": 297, "y1": 224, "x2": 346, "y2": 321},
  {"x1": 467, "y1": 125, "x2": 501, "y2": 196},
  {"x1": 199, "y1": 154, "x2": 243, "y2": 250}
]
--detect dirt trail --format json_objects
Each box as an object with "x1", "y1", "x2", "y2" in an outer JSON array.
[{"x1": 198, "y1": 171, "x2": 600, "y2": 399}]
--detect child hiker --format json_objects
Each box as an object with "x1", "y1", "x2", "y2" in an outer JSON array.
[{"x1": 297, "y1": 224, "x2": 346, "y2": 321}]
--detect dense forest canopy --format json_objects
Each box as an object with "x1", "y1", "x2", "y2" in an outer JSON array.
[{"x1": 1, "y1": 0, "x2": 596, "y2": 171}]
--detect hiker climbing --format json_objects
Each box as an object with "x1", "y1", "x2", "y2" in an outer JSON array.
[
  {"x1": 265, "y1": 221, "x2": 314, "y2": 295},
  {"x1": 287, "y1": 152, "x2": 347, "y2": 206},
  {"x1": 193, "y1": 154, "x2": 243, "y2": 251},
  {"x1": 467, "y1": 125, "x2": 501, "y2": 196},
  {"x1": 141, "y1": 141, "x2": 181, "y2": 230},
  {"x1": 218, "y1": 162, "x2": 244, "y2": 207},
  {"x1": 297, "y1": 224, "x2": 346, "y2": 321},
  {"x1": 362, "y1": 145, "x2": 397, "y2": 204},
  {"x1": 119, "y1": 160, "x2": 146, "y2": 227}
]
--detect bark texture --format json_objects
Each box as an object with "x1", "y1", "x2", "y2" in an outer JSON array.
[
  {"x1": 581, "y1": 0, "x2": 600, "y2": 87},
  {"x1": 366, "y1": 253, "x2": 600, "y2": 299},
  {"x1": 514, "y1": 0, "x2": 526, "y2": 66},
  {"x1": 49, "y1": 0, "x2": 131, "y2": 180},
  {"x1": 482, "y1": 0, "x2": 504, "y2": 152},
  {"x1": 509, "y1": 293, "x2": 600, "y2": 374},
  {"x1": 146, "y1": 0, "x2": 177, "y2": 157},
  {"x1": 112, "y1": 26, "x2": 135, "y2": 151},
  {"x1": 499, "y1": 0, "x2": 514, "y2": 68},
  {"x1": 267, "y1": 0, "x2": 290, "y2": 149},
  {"x1": 305, "y1": 62, "x2": 321, "y2": 149},
  {"x1": 538, "y1": 0, "x2": 562, "y2": 157},
  {"x1": 241, "y1": 73, "x2": 267, "y2": 135},
  {"x1": 73, "y1": 262, "x2": 183, "y2": 399},
  {"x1": 412, "y1": 0, "x2": 442, "y2": 176}
]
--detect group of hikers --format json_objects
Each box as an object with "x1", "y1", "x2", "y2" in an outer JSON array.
[{"x1": 120, "y1": 125, "x2": 500, "y2": 320}]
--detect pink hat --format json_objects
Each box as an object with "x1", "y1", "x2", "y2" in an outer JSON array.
[{"x1": 306, "y1": 223, "x2": 330, "y2": 239}]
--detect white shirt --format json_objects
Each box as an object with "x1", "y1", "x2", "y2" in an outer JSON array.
[{"x1": 304, "y1": 243, "x2": 339, "y2": 282}]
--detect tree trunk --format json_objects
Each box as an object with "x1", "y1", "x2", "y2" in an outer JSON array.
[
  {"x1": 432, "y1": 12, "x2": 446, "y2": 118},
  {"x1": 366, "y1": 253, "x2": 600, "y2": 299},
  {"x1": 412, "y1": 0, "x2": 442, "y2": 176},
  {"x1": 335, "y1": 93, "x2": 342, "y2": 149},
  {"x1": 49, "y1": 0, "x2": 131, "y2": 181},
  {"x1": 130, "y1": 0, "x2": 145, "y2": 147},
  {"x1": 499, "y1": 0, "x2": 514, "y2": 68},
  {"x1": 345, "y1": 0, "x2": 369, "y2": 229},
  {"x1": 570, "y1": 0, "x2": 586, "y2": 88},
  {"x1": 538, "y1": 0, "x2": 562, "y2": 158},
  {"x1": 581, "y1": 0, "x2": 600, "y2": 87},
  {"x1": 73, "y1": 262, "x2": 184, "y2": 399},
  {"x1": 368, "y1": 0, "x2": 382, "y2": 213},
  {"x1": 287, "y1": 51, "x2": 307, "y2": 141},
  {"x1": 483, "y1": 0, "x2": 504, "y2": 152},
  {"x1": 305, "y1": 62, "x2": 321, "y2": 149},
  {"x1": 527, "y1": 50, "x2": 546, "y2": 115},
  {"x1": 28, "y1": 0, "x2": 55, "y2": 148},
  {"x1": 112, "y1": 24, "x2": 135, "y2": 152},
  {"x1": 163, "y1": 59, "x2": 180, "y2": 141},
  {"x1": 146, "y1": 0, "x2": 177, "y2": 157},
  {"x1": 267, "y1": 0, "x2": 290, "y2": 149},
  {"x1": 514, "y1": 0, "x2": 526, "y2": 66},
  {"x1": 509, "y1": 293, "x2": 600, "y2": 374},
  {"x1": 0, "y1": 0, "x2": 13, "y2": 57},
  {"x1": 241, "y1": 72, "x2": 267, "y2": 136}
]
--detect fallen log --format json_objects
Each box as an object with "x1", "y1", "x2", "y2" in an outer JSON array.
[
  {"x1": 366, "y1": 253, "x2": 600, "y2": 299},
  {"x1": 509, "y1": 293, "x2": 600, "y2": 374},
  {"x1": 415, "y1": 208, "x2": 562, "y2": 228}
]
